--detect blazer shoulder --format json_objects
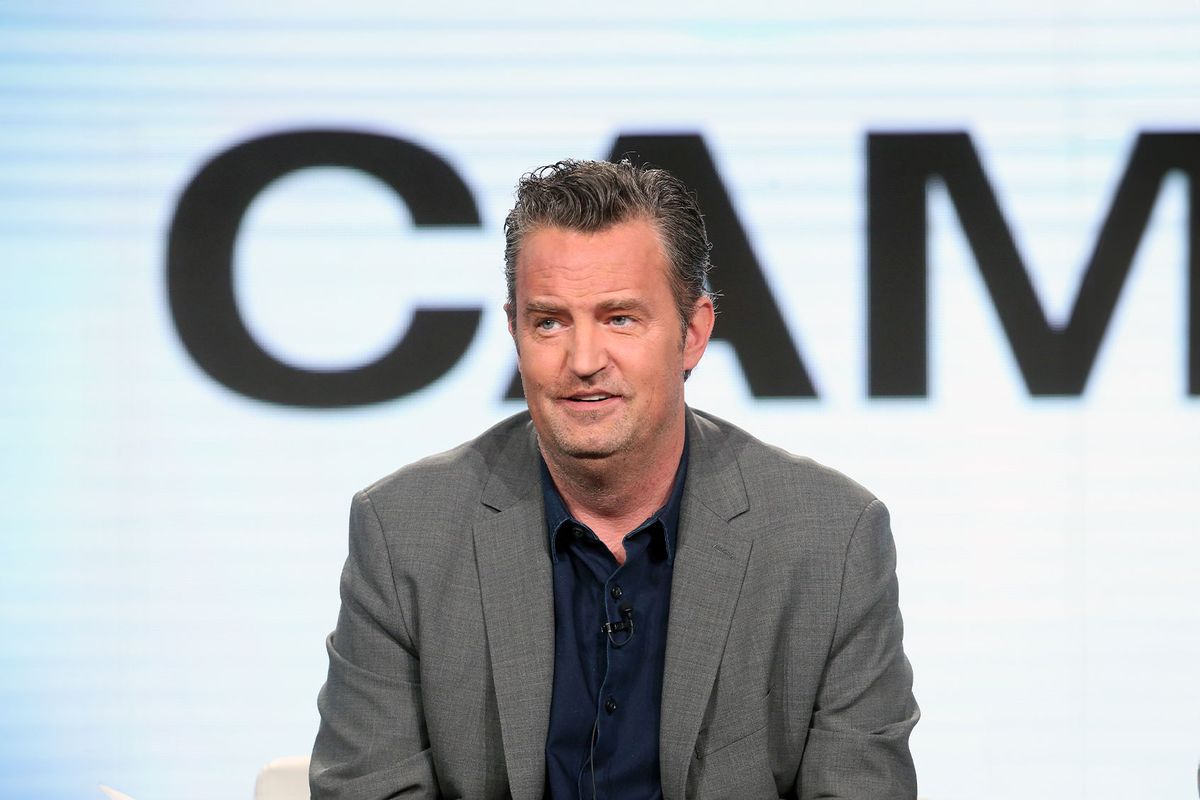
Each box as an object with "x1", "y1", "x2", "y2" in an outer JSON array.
[
  {"x1": 690, "y1": 407, "x2": 880, "y2": 526},
  {"x1": 357, "y1": 410, "x2": 536, "y2": 522}
]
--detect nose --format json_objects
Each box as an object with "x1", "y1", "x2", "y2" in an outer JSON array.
[{"x1": 568, "y1": 322, "x2": 608, "y2": 378}]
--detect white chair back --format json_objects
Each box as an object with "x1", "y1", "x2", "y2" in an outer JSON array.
[{"x1": 254, "y1": 755, "x2": 311, "y2": 800}]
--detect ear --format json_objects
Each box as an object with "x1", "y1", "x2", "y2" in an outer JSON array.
[{"x1": 682, "y1": 295, "x2": 715, "y2": 372}]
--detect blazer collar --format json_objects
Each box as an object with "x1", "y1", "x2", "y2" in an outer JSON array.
[
  {"x1": 473, "y1": 417, "x2": 554, "y2": 800},
  {"x1": 679, "y1": 408, "x2": 750, "y2": 523},
  {"x1": 659, "y1": 409, "x2": 754, "y2": 800}
]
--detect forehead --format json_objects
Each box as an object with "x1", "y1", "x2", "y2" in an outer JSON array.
[{"x1": 514, "y1": 218, "x2": 672, "y2": 298}]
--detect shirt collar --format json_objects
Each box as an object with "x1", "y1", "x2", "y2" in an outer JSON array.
[{"x1": 541, "y1": 434, "x2": 689, "y2": 565}]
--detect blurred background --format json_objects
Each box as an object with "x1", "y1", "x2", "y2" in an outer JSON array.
[{"x1": 2, "y1": 2, "x2": 1199, "y2": 798}]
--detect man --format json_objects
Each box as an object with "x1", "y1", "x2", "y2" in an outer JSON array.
[{"x1": 311, "y1": 159, "x2": 918, "y2": 799}]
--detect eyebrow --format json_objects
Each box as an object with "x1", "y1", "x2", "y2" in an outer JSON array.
[
  {"x1": 521, "y1": 301, "x2": 563, "y2": 317},
  {"x1": 596, "y1": 297, "x2": 650, "y2": 315},
  {"x1": 521, "y1": 297, "x2": 651, "y2": 316}
]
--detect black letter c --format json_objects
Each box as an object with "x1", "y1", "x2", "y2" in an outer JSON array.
[{"x1": 167, "y1": 130, "x2": 483, "y2": 407}]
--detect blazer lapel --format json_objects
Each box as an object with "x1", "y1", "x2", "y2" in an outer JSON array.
[
  {"x1": 659, "y1": 410, "x2": 753, "y2": 800},
  {"x1": 473, "y1": 423, "x2": 555, "y2": 800}
]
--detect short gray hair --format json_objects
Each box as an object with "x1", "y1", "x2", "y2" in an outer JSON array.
[{"x1": 503, "y1": 159, "x2": 712, "y2": 331}]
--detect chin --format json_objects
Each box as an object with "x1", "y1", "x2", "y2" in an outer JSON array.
[
  {"x1": 544, "y1": 430, "x2": 627, "y2": 462},
  {"x1": 553, "y1": 435, "x2": 618, "y2": 460}
]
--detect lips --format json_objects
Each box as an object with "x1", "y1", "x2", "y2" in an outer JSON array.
[{"x1": 560, "y1": 390, "x2": 622, "y2": 407}]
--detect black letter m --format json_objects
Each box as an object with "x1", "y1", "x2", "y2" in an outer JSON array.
[{"x1": 869, "y1": 132, "x2": 1200, "y2": 396}]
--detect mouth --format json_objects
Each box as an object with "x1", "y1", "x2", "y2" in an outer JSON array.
[{"x1": 561, "y1": 392, "x2": 620, "y2": 407}]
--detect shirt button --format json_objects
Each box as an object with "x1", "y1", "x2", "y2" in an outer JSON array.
[
  {"x1": 572, "y1": 526, "x2": 584, "y2": 538},
  {"x1": 604, "y1": 697, "x2": 618, "y2": 714},
  {"x1": 610, "y1": 585, "x2": 623, "y2": 599}
]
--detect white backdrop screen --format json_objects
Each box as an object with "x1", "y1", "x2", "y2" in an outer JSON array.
[{"x1": 2, "y1": 3, "x2": 1199, "y2": 799}]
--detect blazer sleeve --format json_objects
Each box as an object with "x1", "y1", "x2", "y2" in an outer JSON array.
[
  {"x1": 796, "y1": 498, "x2": 920, "y2": 800},
  {"x1": 310, "y1": 490, "x2": 441, "y2": 799}
]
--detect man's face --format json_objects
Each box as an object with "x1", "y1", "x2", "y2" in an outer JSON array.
[{"x1": 508, "y1": 218, "x2": 713, "y2": 469}]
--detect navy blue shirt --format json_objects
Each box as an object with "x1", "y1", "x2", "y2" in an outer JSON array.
[{"x1": 542, "y1": 445, "x2": 688, "y2": 800}]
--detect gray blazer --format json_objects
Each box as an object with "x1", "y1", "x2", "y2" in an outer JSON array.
[{"x1": 311, "y1": 408, "x2": 918, "y2": 799}]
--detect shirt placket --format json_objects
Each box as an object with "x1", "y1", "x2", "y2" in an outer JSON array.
[{"x1": 580, "y1": 530, "x2": 649, "y2": 800}]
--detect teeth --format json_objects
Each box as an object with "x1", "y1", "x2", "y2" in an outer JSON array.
[{"x1": 576, "y1": 395, "x2": 609, "y2": 401}]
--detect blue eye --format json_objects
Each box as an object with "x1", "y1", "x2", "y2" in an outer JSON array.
[
  {"x1": 536, "y1": 318, "x2": 560, "y2": 331},
  {"x1": 610, "y1": 315, "x2": 632, "y2": 327}
]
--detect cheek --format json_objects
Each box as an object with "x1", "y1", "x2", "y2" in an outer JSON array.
[
  {"x1": 624, "y1": 349, "x2": 681, "y2": 390},
  {"x1": 518, "y1": 343, "x2": 561, "y2": 386}
]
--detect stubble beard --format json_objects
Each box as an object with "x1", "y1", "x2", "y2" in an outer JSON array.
[
  {"x1": 544, "y1": 417, "x2": 633, "y2": 462},
  {"x1": 535, "y1": 383, "x2": 685, "y2": 480},
  {"x1": 537, "y1": 394, "x2": 638, "y2": 464}
]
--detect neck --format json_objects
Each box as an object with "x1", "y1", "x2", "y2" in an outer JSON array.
[{"x1": 541, "y1": 418, "x2": 685, "y2": 559}]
